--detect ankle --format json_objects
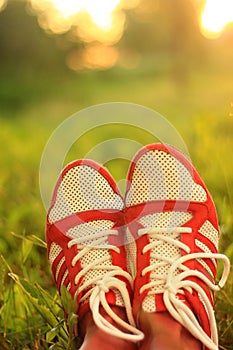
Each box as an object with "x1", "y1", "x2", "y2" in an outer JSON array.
[
  {"x1": 138, "y1": 311, "x2": 202, "y2": 350},
  {"x1": 79, "y1": 308, "x2": 138, "y2": 350}
]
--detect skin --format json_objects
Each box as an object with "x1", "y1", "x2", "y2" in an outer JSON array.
[
  {"x1": 78, "y1": 307, "x2": 202, "y2": 350},
  {"x1": 79, "y1": 307, "x2": 137, "y2": 350},
  {"x1": 138, "y1": 310, "x2": 202, "y2": 350}
]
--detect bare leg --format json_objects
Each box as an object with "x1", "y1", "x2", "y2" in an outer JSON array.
[
  {"x1": 138, "y1": 311, "x2": 202, "y2": 350},
  {"x1": 78, "y1": 307, "x2": 138, "y2": 350}
]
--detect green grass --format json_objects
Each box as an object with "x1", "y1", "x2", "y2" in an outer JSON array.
[{"x1": 0, "y1": 61, "x2": 233, "y2": 349}]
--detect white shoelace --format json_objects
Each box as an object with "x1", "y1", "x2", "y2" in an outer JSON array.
[
  {"x1": 138, "y1": 227, "x2": 230, "y2": 350},
  {"x1": 67, "y1": 229, "x2": 144, "y2": 342}
]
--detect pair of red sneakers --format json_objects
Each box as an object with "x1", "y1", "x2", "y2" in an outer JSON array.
[{"x1": 46, "y1": 143, "x2": 230, "y2": 349}]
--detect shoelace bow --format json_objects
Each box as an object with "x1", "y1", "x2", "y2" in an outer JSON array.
[
  {"x1": 68, "y1": 229, "x2": 144, "y2": 342},
  {"x1": 138, "y1": 227, "x2": 230, "y2": 350}
]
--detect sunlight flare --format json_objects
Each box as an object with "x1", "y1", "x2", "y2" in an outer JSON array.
[
  {"x1": 0, "y1": 0, "x2": 7, "y2": 11},
  {"x1": 30, "y1": 0, "x2": 123, "y2": 33},
  {"x1": 29, "y1": 0, "x2": 128, "y2": 42},
  {"x1": 201, "y1": 0, "x2": 233, "y2": 38},
  {"x1": 66, "y1": 44, "x2": 119, "y2": 71},
  {"x1": 47, "y1": 0, "x2": 83, "y2": 18},
  {"x1": 47, "y1": 0, "x2": 121, "y2": 30},
  {"x1": 28, "y1": 0, "x2": 137, "y2": 70}
]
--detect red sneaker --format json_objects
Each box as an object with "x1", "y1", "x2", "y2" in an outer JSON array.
[
  {"x1": 46, "y1": 159, "x2": 144, "y2": 342},
  {"x1": 125, "y1": 143, "x2": 230, "y2": 350}
]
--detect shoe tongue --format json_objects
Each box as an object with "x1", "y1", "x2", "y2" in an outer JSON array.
[
  {"x1": 140, "y1": 211, "x2": 192, "y2": 313},
  {"x1": 66, "y1": 220, "x2": 114, "y2": 247},
  {"x1": 139, "y1": 211, "x2": 192, "y2": 229}
]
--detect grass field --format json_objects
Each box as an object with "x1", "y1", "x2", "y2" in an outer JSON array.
[{"x1": 0, "y1": 60, "x2": 233, "y2": 349}]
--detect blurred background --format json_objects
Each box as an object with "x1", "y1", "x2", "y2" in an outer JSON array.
[{"x1": 0, "y1": 0, "x2": 233, "y2": 348}]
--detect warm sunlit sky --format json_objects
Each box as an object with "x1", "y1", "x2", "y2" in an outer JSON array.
[
  {"x1": 29, "y1": 0, "x2": 136, "y2": 37},
  {"x1": 28, "y1": 0, "x2": 139, "y2": 70},
  {"x1": 0, "y1": 0, "x2": 232, "y2": 69},
  {"x1": 1, "y1": 0, "x2": 232, "y2": 38},
  {"x1": 30, "y1": 0, "x2": 233, "y2": 70},
  {"x1": 201, "y1": 0, "x2": 233, "y2": 38},
  {"x1": 47, "y1": 0, "x2": 122, "y2": 30},
  {"x1": 28, "y1": 0, "x2": 233, "y2": 38}
]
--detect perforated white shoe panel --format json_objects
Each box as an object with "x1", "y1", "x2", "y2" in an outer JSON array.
[
  {"x1": 126, "y1": 150, "x2": 207, "y2": 206},
  {"x1": 198, "y1": 220, "x2": 219, "y2": 250},
  {"x1": 49, "y1": 165, "x2": 124, "y2": 223}
]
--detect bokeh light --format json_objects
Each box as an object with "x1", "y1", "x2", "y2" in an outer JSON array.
[
  {"x1": 0, "y1": 0, "x2": 7, "y2": 11},
  {"x1": 28, "y1": 0, "x2": 140, "y2": 70},
  {"x1": 25, "y1": 0, "x2": 233, "y2": 69},
  {"x1": 66, "y1": 44, "x2": 119, "y2": 71},
  {"x1": 201, "y1": 0, "x2": 233, "y2": 39},
  {"x1": 29, "y1": 0, "x2": 136, "y2": 40}
]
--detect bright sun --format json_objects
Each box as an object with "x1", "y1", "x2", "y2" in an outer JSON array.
[
  {"x1": 47, "y1": 0, "x2": 121, "y2": 30},
  {"x1": 31, "y1": 0, "x2": 233, "y2": 40},
  {"x1": 28, "y1": 0, "x2": 139, "y2": 70},
  {"x1": 26, "y1": 0, "x2": 233, "y2": 70},
  {"x1": 201, "y1": 0, "x2": 233, "y2": 38}
]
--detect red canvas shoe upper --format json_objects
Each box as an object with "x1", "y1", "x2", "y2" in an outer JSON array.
[
  {"x1": 46, "y1": 159, "x2": 143, "y2": 342},
  {"x1": 125, "y1": 143, "x2": 230, "y2": 350}
]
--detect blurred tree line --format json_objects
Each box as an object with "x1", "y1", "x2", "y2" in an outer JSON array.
[
  {"x1": 0, "y1": 0, "x2": 232, "y2": 75},
  {"x1": 0, "y1": 0, "x2": 67, "y2": 73},
  {"x1": 120, "y1": 0, "x2": 207, "y2": 79}
]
